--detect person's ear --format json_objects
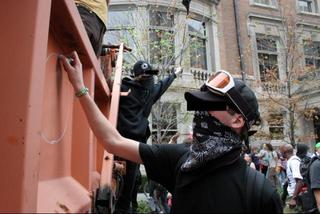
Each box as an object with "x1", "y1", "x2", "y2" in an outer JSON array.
[{"x1": 231, "y1": 114, "x2": 245, "y2": 129}]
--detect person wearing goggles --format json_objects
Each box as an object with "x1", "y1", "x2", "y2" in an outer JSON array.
[
  {"x1": 60, "y1": 52, "x2": 282, "y2": 213},
  {"x1": 185, "y1": 70, "x2": 259, "y2": 131}
]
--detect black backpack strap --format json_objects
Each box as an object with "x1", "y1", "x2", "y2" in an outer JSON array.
[
  {"x1": 246, "y1": 167, "x2": 265, "y2": 213},
  {"x1": 306, "y1": 155, "x2": 320, "y2": 184}
]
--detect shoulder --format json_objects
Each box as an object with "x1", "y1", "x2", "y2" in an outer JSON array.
[
  {"x1": 122, "y1": 77, "x2": 138, "y2": 87},
  {"x1": 288, "y1": 156, "x2": 300, "y2": 164},
  {"x1": 310, "y1": 157, "x2": 320, "y2": 168}
]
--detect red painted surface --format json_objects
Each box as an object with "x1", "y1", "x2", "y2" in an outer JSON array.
[{"x1": 0, "y1": 0, "x2": 119, "y2": 212}]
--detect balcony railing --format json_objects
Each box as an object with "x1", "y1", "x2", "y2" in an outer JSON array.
[
  {"x1": 190, "y1": 68, "x2": 210, "y2": 81},
  {"x1": 261, "y1": 82, "x2": 287, "y2": 94}
]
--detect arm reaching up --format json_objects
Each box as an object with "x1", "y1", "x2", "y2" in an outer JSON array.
[{"x1": 59, "y1": 51, "x2": 142, "y2": 164}]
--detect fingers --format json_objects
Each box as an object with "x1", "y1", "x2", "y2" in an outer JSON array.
[
  {"x1": 59, "y1": 51, "x2": 82, "y2": 70},
  {"x1": 58, "y1": 51, "x2": 85, "y2": 91},
  {"x1": 59, "y1": 54, "x2": 73, "y2": 71},
  {"x1": 71, "y1": 51, "x2": 81, "y2": 66}
]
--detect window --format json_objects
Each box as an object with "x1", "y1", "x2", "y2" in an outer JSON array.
[
  {"x1": 252, "y1": 0, "x2": 277, "y2": 7},
  {"x1": 256, "y1": 34, "x2": 279, "y2": 82},
  {"x1": 255, "y1": 0, "x2": 271, "y2": 5},
  {"x1": 107, "y1": 10, "x2": 134, "y2": 27},
  {"x1": 314, "y1": 110, "x2": 320, "y2": 142},
  {"x1": 304, "y1": 40, "x2": 320, "y2": 71},
  {"x1": 149, "y1": 10, "x2": 175, "y2": 65},
  {"x1": 106, "y1": 10, "x2": 135, "y2": 45},
  {"x1": 188, "y1": 18, "x2": 207, "y2": 70},
  {"x1": 150, "y1": 10, "x2": 174, "y2": 27},
  {"x1": 105, "y1": 10, "x2": 137, "y2": 64},
  {"x1": 268, "y1": 113, "x2": 284, "y2": 140},
  {"x1": 298, "y1": 0, "x2": 318, "y2": 13},
  {"x1": 299, "y1": 0, "x2": 313, "y2": 12},
  {"x1": 151, "y1": 102, "x2": 177, "y2": 144}
]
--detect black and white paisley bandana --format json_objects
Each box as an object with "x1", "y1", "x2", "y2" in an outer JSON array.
[{"x1": 181, "y1": 111, "x2": 242, "y2": 172}]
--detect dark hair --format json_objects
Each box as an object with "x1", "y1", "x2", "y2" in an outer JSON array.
[
  {"x1": 296, "y1": 143, "x2": 309, "y2": 158},
  {"x1": 265, "y1": 143, "x2": 273, "y2": 151}
]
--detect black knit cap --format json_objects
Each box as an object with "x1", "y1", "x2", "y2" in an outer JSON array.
[
  {"x1": 185, "y1": 79, "x2": 260, "y2": 130},
  {"x1": 132, "y1": 60, "x2": 159, "y2": 77}
]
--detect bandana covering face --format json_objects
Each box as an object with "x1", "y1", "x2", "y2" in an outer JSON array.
[
  {"x1": 181, "y1": 111, "x2": 242, "y2": 172},
  {"x1": 138, "y1": 76, "x2": 154, "y2": 89}
]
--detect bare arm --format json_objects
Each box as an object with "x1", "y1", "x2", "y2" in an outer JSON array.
[
  {"x1": 288, "y1": 178, "x2": 303, "y2": 207},
  {"x1": 59, "y1": 51, "x2": 142, "y2": 164}
]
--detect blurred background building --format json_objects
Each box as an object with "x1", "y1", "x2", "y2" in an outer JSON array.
[{"x1": 105, "y1": 0, "x2": 320, "y2": 149}]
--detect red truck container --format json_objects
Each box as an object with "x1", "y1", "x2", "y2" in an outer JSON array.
[{"x1": 0, "y1": 0, "x2": 123, "y2": 212}]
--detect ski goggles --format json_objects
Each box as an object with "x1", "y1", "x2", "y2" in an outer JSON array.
[{"x1": 205, "y1": 70, "x2": 256, "y2": 128}]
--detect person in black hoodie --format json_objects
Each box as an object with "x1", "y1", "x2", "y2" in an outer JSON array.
[{"x1": 115, "y1": 60, "x2": 181, "y2": 213}]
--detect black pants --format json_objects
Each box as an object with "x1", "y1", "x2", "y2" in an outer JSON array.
[
  {"x1": 77, "y1": 5, "x2": 106, "y2": 56},
  {"x1": 131, "y1": 169, "x2": 141, "y2": 214},
  {"x1": 260, "y1": 164, "x2": 268, "y2": 176},
  {"x1": 115, "y1": 160, "x2": 140, "y2": 214}
]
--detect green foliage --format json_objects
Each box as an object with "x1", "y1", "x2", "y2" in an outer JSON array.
[
  {"x1": 138, "y1": 174, "x2": 149, "y2": 193},
  {"x1": 137, "y1": 200, "x2": 152, "y2": 214}
]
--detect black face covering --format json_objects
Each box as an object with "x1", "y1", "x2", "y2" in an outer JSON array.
[
  {"x1": 138, "y1": 75, "x2": 154, "y2": 89},
  {"x1": 181, "y1": 111, "x2": 242, "y2": 172}
]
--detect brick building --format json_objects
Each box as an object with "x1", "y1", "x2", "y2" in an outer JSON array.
[
  {"x1": 105, "y1": 0, "x2": 320, "y2": 148},
  {"x1": 218, "y1": 0, "x2": 320, "y2": 148}
]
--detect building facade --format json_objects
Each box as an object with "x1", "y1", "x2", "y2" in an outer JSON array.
[
  {"x1": 218, "y1": 0, "x2": 320, "y2": 148},
  {"x1": 105, "y1": 0, "x2": 320, "y2": 148},
  {"x1": 105, "y1": 0, "x2": 220, "y2": 144}
]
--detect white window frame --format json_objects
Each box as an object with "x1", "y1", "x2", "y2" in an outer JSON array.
[
  {"x1": 303, "y1": 39, "x2": 320, "y2": 72},
  {"x1": 188, "y1": 18, "x2": 208, "y2": 70},
  {"x1": 249, "y1": 0, "x2": 278, "y2": 9},
  {"x1": 105, "y1": 8, "x2": 138, "y2": 66},
  {"x1": 268, "y1": 113, "x2": 284, "y2": 140},
  {"x1": 148, "y1": 9, "x2": 175, "y2": 66},
  {"x1": 255, "y1": 33, "x2": 280, "y2": 83},
  {"x1": 297, "y1": 0, "x2": 320, "y2": 15}
]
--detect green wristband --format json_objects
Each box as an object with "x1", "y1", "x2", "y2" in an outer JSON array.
[{"x1": 75, "y1": 87, "x2": 89, "y2": 97}]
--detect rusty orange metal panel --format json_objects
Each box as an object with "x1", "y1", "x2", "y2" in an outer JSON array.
[
  {"x1": 0, "y1": 0, "x2": 51, "y2": 212},
  {"x1": 100, "y1": 44, "x2": 125, "y2": 190},
  {"x1": 0, "y1": 0, "x2": 113, "y2": 213}
]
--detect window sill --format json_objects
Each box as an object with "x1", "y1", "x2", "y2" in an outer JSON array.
[
  {"x1": 298, "y1": 11, "x2": 320, "y2": 17},
  {"x1": 250, "y1": 3, "x2": 278, "y2": 11}
]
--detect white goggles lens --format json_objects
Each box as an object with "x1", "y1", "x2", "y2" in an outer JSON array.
[{"x1": 205, "y1": 70, "x2": 235, "y2": 94}]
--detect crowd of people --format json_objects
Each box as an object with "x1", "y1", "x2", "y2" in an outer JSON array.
[{"x1": 243, "y1": 142, "x2": 320, "y2": 213}]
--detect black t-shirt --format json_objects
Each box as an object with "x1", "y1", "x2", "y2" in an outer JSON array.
[
  {"x1": 310, "y1": 158, "x2": 320, "y2": 190},
  {"x1": 139, "y1": 143, "x2": 282, "y2": 213}
]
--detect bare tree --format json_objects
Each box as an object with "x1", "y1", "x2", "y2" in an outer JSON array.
[
  {"x1": 250, "y1": 1, "x2": 320, "y2": 146},
  {"x1": 106, "y1": 1, "x2": 206, "y2": 143}
]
